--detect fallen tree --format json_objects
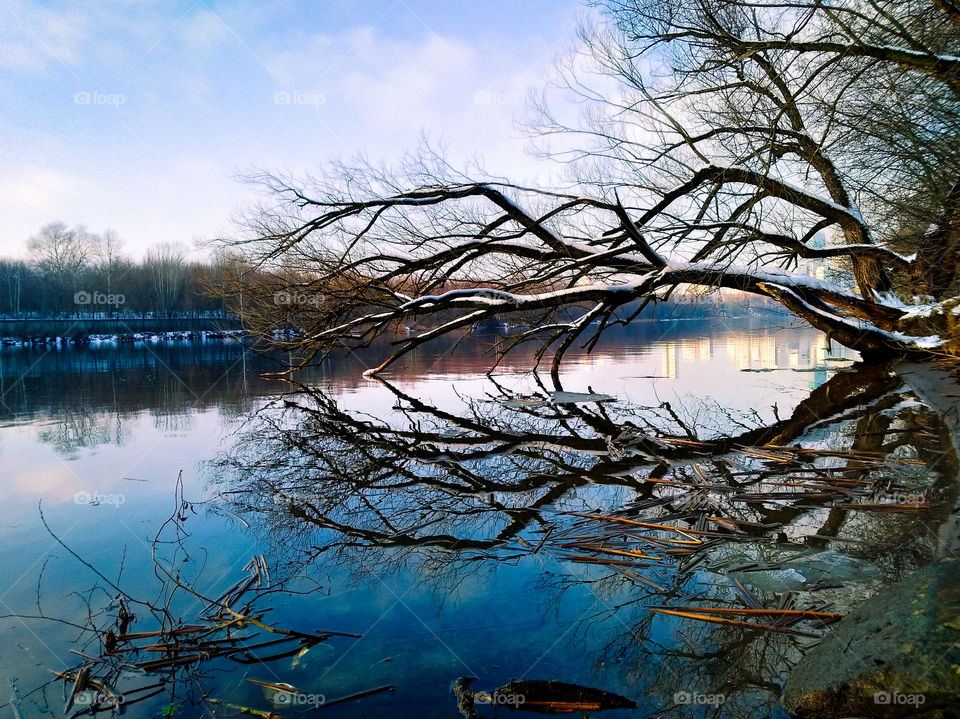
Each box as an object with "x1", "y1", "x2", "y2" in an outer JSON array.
[{"x1": 220, "y1": 0, "x2": 960, "y2": 374}]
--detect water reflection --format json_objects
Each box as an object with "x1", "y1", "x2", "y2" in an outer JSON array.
[
  {"x1": 0, "y1": 319, "x2": 947, "y2": 718},
  {"x1": 212, "y1": 362, "x2": 954, "y2": 717},
  {"x1": 0, "y1": 321, "x2": 850, "y2": 456},
  {"x1": 657, "y1": 331, "x2": 835, "y2": 377}
]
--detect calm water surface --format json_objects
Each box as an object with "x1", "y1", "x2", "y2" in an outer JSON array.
[{"x1": 0, "y1": 318, "x2": 950, "y2": 718}]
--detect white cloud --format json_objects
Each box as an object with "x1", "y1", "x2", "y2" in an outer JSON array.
[
  {"x1": 0, "y1": 167, "x2": 98, "y2": 254},
  {"x1": 0, "y1": 1, "x2": 88, "y2": 71},
  {"x1": 337, "y1": 31, "x2": 476, "y2": 127},
  {"x1": 0, "y1": 166, "x2": 91, "y2": 212},
  {"x1": 262, "y1": 26, "x2": 553, "y2": 181},
  {"x1": 177, "y1": 8, "x2": 233, "y2": 56},
  {"x1": 0, "y1": 2, "x2": 582, "y2": 257}
]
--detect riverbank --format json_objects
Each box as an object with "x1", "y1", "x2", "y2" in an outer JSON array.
[
  {"x1": 0, "y1": 328, "x2": 248, "y2": 349},
  {"x1": 781, "y1": 359, "x2": 960, "y2": 717},
  {"x1": 0, "y1": 314, "x2": 242, "y2": 341}
]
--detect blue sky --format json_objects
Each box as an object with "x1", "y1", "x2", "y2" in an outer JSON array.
[{"x1": 1, "y1": 1, "x2": 586, "y2": 258}]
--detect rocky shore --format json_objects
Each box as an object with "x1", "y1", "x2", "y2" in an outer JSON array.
[{"x1": 782, "y1": 361, "x2": 960, "y2": 718}]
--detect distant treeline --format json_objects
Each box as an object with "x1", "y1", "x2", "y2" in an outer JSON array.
[
  {"x1": 2, "y1": 222, "x2": 789, "y2": 325},
  {"x1": 0, "y1": 223, "x2": 229, "y2": 317}
]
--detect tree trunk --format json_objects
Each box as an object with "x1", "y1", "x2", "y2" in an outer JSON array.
[{"x1": 913, "y1": 179, "x2": 960, "y2": 298}]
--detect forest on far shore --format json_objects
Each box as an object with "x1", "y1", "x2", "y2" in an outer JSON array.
[{"x1": 0, "y1": 222, "x2": 231, "y2": 317}]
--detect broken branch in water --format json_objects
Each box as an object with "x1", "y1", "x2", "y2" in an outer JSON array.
[
  {"x1": 648, "y1": 607, "x2": 820, "y2": 637},
  {"x1": 40, "y1": 475, "x2": 365, "y2": 718},
  {"x1": 651, "y1": 606, "x2": 846, "y2": 619}
]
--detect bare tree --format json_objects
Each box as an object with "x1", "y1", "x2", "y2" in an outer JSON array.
[
  {"x1": 27, "y1": 222, "x2": 95, "y2": 312},
  {"x1": 145, "y1": 242, "x2": 186, "y2": 316},
  {"x1": 93, "y1": 229, "x2": 125, "y2": 296},
  {"x1": 1, "y1": 232, "x2": 231, "y2": 319},
  {"x1": 221, "y1": 0, "x2": 960, "y2": 375},
  {"x1": 0, "y1": 259, "x2": 26, "y2": 315}
]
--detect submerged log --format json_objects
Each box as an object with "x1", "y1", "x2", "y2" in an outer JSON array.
[
  {"x1": 498, "y1": 679, "x2": 636, "y2": 713},
  {"x1": 454, "y1": 677, "x2": 636, "y2": 716}
]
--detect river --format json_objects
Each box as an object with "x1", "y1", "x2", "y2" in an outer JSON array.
[{"x1": 0, "y1": 317, "x2": 951, "y2": 718}]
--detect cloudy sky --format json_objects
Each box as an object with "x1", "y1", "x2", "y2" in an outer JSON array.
[{"x1": 1, "y1": 1, "x2": 586, "y2": 258}]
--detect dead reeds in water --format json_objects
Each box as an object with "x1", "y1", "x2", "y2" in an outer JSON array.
[
  {"x1": 548, "y1": 441, "x2": 929, "y2": 637},
  {"x1": 50, "y1": 554, "x2": 360, "y2": 717},
  {"x1": 40, "y1": 474, "x2": 372, "y2": 718}
]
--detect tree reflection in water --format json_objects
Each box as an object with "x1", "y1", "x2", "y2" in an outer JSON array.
[{"x1": 211, "y1": 363, "x2": 955, "y2": 717}]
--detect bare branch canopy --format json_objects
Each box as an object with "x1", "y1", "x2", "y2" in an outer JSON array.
[{"x1": 219, "y1": 0, "x2": 960, "y2": 374}]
